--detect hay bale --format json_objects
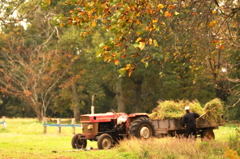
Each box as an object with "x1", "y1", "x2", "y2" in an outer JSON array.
[
  {"x1": 149, "y1": 99, "x2": 204, "y2": 120},
  {"x1": 201, "y1": 98, "x2": 224, "y2": 123},
  {"x1": 149, "y1": 98, "x2": 223, "y2": 123}
]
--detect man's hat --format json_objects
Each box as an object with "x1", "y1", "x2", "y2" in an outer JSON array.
[{"x1": 185, "y1": 106, "x2": 190, "y2": 110}]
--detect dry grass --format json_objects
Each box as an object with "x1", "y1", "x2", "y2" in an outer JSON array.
[{"x1": 114, "y1": 131, "x2": 239, "y2": 159}]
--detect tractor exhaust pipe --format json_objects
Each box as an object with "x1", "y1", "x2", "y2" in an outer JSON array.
[{"x1": 91, "y1": 95, "x2": 95, "y2": 114}]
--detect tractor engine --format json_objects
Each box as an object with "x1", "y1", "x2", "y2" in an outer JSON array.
[{"x1": 80, "y1": 112, "x2": 128, "y2": 140}]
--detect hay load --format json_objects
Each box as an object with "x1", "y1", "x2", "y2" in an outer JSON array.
[
  {"x1": 202, "y1": 98, "x2": 224, "y2": 122},
  {"x1": 149, "y1": 98, "x2": 224, "y2": 123}
]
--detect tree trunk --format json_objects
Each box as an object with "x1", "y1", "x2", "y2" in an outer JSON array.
[
  {"x1": 35, "y1": 105, "x2": 42, "y2": 121},
  {"x1": 133, "y1": 77, "x2": 143, "y2": 113},
  {"x1": 116, "y1": 78, "x2": 125, "y2": 112},
  {"x1": 72, "y1": 82, "x2": 80, "y2": 121},
  {"x1": 135, "y1": 81, "x2": 142, "y2": 112},
  {"x1": 213, "y1": 73, "x2": 229, "y2": 102}
]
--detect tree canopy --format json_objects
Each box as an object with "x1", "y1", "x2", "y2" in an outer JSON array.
[{"x1": 0, "y1": 0, "x2": 239, "y2": 120}]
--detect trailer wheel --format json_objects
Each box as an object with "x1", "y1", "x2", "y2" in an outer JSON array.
[
  {"x1": 71, "y1": 133, "x2": 87, "y2": 149},
  {"x1": 128, "y1": 117, "x2": 155, "y2": 139},
  {"x1": 97, "y1": 133, "x2": 113, "y2": 149},
  {"x1": 201, "y1": 129, "x2": 215, "y2": 141}
]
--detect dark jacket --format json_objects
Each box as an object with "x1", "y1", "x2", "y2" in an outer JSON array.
[{"x1": 182, "y1": 112, "x2": 200, "y2": 127}]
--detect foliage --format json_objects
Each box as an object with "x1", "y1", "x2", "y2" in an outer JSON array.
[
  {"x1": 52, "y1": 0, "x2": 240, "y2": 79},
  {"x1": 49, "y1": 0, "x2": 240, "y2": 112}
]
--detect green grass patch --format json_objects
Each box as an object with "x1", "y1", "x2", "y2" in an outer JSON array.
[{"x1": 0, "y1": 118, "x2": 239, "y2": 159}]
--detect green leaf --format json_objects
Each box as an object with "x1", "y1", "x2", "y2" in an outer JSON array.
[
  {"x1": 133, "y1": 43, "x2": 139, "y2": 48},
  {"x1": 144, "y1": 62, "x2": 149, "y2": 67},
  {"x1": 118, "y1": 68, "x2": 126, "y2": 77}
]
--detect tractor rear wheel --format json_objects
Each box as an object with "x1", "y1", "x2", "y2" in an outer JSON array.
[
  {"x1": 97, "y1": 133, "x2": 113, "y2": 149},
  {"x1": 201, "y1": 129, "x2": 215, "y2": 141},
  {"x1": 71, "y1": 133, "x2": 87, "y2": 149},
  {"x1": 128, "y1": 117, "x2": 155, "y2": 139}
]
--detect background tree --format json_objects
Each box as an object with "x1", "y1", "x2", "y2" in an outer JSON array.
[{"x1": 0, "y1": 3, "x2": 77, "y2": 120}]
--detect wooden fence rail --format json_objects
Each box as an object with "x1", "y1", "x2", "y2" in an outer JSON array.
[
  {"x1": 43, "y1": 117, "x2": 81, "y2": 134},
  {"x1": 0, "y1": 116, "x2": 7, "y2": 128}
]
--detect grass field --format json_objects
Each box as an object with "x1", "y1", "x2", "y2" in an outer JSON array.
[{"x1": 0, "y1": 118, "x2": 239, "y2": 159}]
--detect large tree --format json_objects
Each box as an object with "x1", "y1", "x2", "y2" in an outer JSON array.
[{"x1": 54, "y1": 0, "x2": 239, "y2": 104}]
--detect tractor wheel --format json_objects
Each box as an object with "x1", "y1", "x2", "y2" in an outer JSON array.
[
  {"x1": 97, "y1": 134, "x2": 113, "y2": 149},
  {"x1": 71, "y1": 133, "x2": 87, "y2": 149},
  {"x1": 128, "y1": 117, "x2": 155, "y2": 139},
  {"x1": 201, "y1": 129, "x2": 215, "y2": 141}
]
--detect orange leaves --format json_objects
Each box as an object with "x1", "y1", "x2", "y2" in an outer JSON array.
[
  {"x1": 114, "y1": 60, "x2": 119, "y2": 65},
  {"x1": 211, "y1": 10, "x2": 217, "y2": 14},
  {"x1": 212, "y1": 39, "x2": 225, "y2": 50},
  {"x1": 219, "y1": 45, "x2": 225, "y2": 49},
  {"x1": 152, "y1": 19, "x2": 158, "y2": 23},
  {"x1": 67, "y1": 19, "x2": 73, "y2": 25},
  {"x1": 103, "y1": 45, "x2": 111, "y2": 51},
  {"x1": 164, "y1": 11, "x2": 172, "y2": 18},
  {"x1": 125, "y1": 64, "x2": 135, "y2": 77},
  {"x1": 42, "y1": 0, "x2": 52, "y2": 5},
  {"x1": 59, "y1": 23, "x2": 65, "y2": 27},
  {"x1": 192, "y1": 12, "x2": 197, "y2": 15},
  {"x1": 17, "y1": 46, "x2": 21, "y2": 51},
  {"x1": 168, "y1": 5, "x2": 175, "y2": 9},
  {"x1": 91, "y1": 21, "x2": 96, "y2": 28},
  {"x1": 118, "y1": 63, "x2": 135, "y2": 77},
  {"x1": 24, "y1": 90, "x2": 32, "y2": 97},
  {"x1": 115, "y1": 43, "x2": 123, "y2": 47},
  {"x1": 209, "y1": 20, "x2": 217, "y2": 28},
  {"x1": 121, "y1": 54, "x2": 126, "y2": 58}
]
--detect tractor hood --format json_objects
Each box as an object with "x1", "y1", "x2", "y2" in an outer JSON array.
[{"x1": 80, "y1": 112, "x2": 128, "y2": 123}]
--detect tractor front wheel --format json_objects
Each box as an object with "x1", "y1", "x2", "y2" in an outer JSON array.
[
  {"x1": 128, "y1": 117, "x2": 155, "y2": 139},
  {"x1": 71, "y1": 133, "x2": 87, "y2": 149},
  {"x1": 97, "y1": 133, "x2": 113, "y2": 149}
]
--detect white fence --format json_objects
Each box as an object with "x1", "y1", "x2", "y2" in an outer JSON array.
[
  {"x1": 43, "y1": 117, "x2": 81, "y2": 134},
  {"x1": 0, "y1": 116, "x2": 7, "y2": 128}
]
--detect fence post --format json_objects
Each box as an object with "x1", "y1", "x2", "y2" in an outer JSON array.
[
  {"x1": 57, "y1": 118, "x2": 61, "y2": 133},
  {"x1": 2, "y1": 116, "x2": 6, "y2": 128},
  {"x1": 72, "y1": 118, "x2": 76, "y2": 134},
  {"x1": 43, "y1": 117, "x2": 47, "y2": 133}
]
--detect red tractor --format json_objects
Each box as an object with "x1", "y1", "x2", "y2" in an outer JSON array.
[{"x1": 71, "y1": 111, "x2": 155, "y2": 149}]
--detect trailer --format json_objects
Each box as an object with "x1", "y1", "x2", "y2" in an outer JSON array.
[{"x1": 152, "y1": 117, "x2": 224, "y2": 140}]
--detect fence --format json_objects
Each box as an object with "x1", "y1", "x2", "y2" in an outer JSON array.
[
  {"x1": 43, "y1": 117, "x2": 82, "y2": 134},
  {"x1": 0, "y1": 116, "x2": 7, "y2": 128}
]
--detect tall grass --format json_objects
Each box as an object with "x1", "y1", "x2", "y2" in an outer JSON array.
[
  {"x1": 0, "y1": 118, "x2": 239, "y2": 159},
  {"x1": 115, "y1": 137, "x2": 227, "y2": 159}
]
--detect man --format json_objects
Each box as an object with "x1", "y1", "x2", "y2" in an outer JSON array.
[{"x1": 182, "y1": 106, "x2": 200, "y2": 139}]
